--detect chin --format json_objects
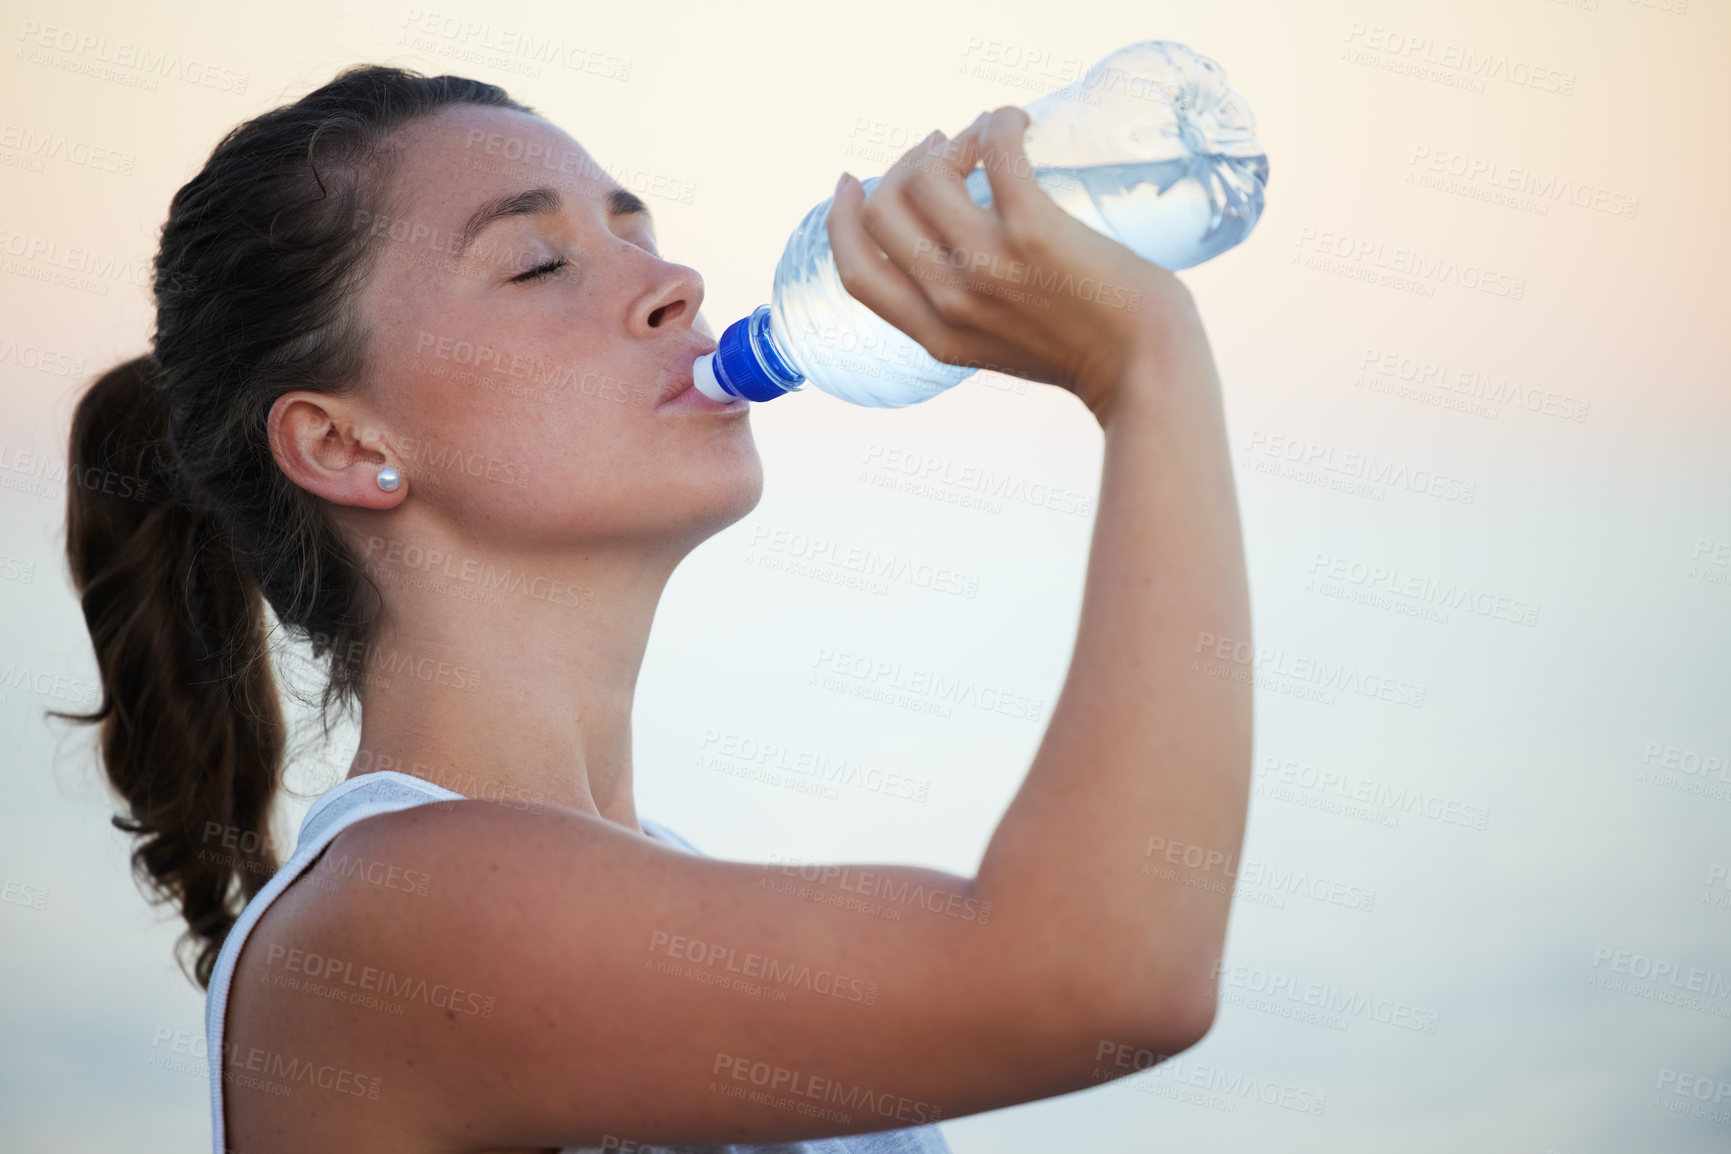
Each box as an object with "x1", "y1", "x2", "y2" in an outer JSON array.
[
  {"x1": 641, "y1": 451, "x2": 763, "y2": 552},
  {"x1": 696, "y1": 456, "x2": 765, "y2": 533}
]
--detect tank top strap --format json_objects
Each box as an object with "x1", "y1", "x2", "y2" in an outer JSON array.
[
  {"x1": 205, "y1": 770, "x2": 471, "y2": 1154},
  {"x1": 296, "y1": 769, "x2": 466, "y2": 848},
  {"x1": 206, "y1": 772, "x2": 882, "y2": 1154}
]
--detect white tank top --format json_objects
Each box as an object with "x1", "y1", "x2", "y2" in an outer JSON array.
[{"x1": 204, "y1": 769, "x2": 953, "y2": 1154}]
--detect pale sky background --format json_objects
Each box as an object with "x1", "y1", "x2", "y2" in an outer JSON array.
[{"x1": 2, "y1": 0, "x2": 1729, "y2": 1151}]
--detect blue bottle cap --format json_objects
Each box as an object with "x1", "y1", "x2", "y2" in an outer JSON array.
[{"x1": 694, "y1": 305, "x2": 806, "y2": 403}]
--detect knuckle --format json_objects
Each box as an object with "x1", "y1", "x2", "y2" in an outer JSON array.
[
  {"x1": 927, "y1": 282, "x2": 978, "y2": 325},
  {"x1": 912, "y1": 325, "x2": 956, "y2": 363},
  {"x1": 924, "y1": 334, "x2": 972, "y2": 367},
  {"x1": 835, "y1": 258, "x2": 867, "y2": 298},
  {"x1": 999, "y1": 205, "x2": 1038, "y2": 250},
  {"x1": 902, "y1": 158, "x2": 941, "y2": 190},
  {"x1": 1002, "y1": 206, "x2": 1052, "y2": 258}
]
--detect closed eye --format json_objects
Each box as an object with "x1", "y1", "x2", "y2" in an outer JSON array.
[{"x1": 513, "y1": 257, "x2": 569, "y2": 284}]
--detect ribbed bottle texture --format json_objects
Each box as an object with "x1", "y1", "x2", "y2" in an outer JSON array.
[{"x1": 693, "y1": 40, "x2": 1268, "y2": 408}]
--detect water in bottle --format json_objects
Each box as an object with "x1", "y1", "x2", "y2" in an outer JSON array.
[{"x1": 692, "y1": 40, "x2": 1269, "y2": 408}]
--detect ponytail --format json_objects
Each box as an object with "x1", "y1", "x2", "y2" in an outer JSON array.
[
  {"x1": 59, "y1": 355, "x2": 285, "y2": 988},
  {"x1": 52, "y1": 67, "x2": 535, "y2": 988}
]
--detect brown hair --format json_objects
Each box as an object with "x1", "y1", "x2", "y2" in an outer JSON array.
[{"x1": 56, "y1": 65, "x2": 536, "y2": 988}]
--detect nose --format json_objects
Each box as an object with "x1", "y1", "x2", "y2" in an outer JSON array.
[{"x1": 631, "y1": 258, "x2": 704, "y2": 335}]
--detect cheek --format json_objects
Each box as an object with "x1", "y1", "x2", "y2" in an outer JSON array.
[{"x1": 481, "y1": 384, "x2": 658, "y2": 496}]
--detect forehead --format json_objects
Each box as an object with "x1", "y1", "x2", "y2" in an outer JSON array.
[{"x1": 383, "y1": 104, "x2": 623, "y2": 220}]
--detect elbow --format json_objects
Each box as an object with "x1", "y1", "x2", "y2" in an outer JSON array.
[
  {"x1": 991, "y1": 905, "x2": 1227, "y2": 1071},
  {"x1": 1088, "y1": 951, "x2": 1223, "y2": 1061},
  {"x1": 1143, "y1": 978, "x2": 1219, "y2": 1054},
  {"x1": 1072, "y1": 976, "x2": 1217, "y2": 1090}
]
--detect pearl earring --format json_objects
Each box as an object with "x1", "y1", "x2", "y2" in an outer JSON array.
[{"x1": 376, "y1": 466, "x2": 402, "y2": 492}]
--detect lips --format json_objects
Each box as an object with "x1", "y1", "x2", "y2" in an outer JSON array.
[
  {"x1": 654, "y1": 337, "x2": 719, "y2": 407},
  {"x1": 658, "y1": 371, "x2": 744, "y2": 411},
  {"x1": 654, "y1": 337, "x2": 742, "y2": 410}
]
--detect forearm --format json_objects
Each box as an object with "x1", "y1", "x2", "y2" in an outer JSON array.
[{"x1": 972, "y1": 302, "x2": 1253, "y2": 1037}]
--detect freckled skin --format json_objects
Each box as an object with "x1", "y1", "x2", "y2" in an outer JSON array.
[
  {"x1": 337, "y1": 104, "x2": 762, "y2": 553},
  {"x1": 224, "y1": 104, "x2": 1241, "y2": 1154},
  {"x1": 263, "y1": 102, "x2": 763, "y2": 828},
  {"x1": 232, "y1": 103, "x2": 765, "y2": 1153}
]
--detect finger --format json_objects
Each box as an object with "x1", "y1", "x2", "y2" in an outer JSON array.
[
  {"x1": 857, "y1": 159, "x2": 953, "y2": 285},
  {"x1": 826, "y1": 172, "x2": 948, "y2": 345},
  {"x1": 901, "y1": 115, "x2": 994, "y2": 251},
  {"x1": 877, "y1": 127, "x2": 946, "y2": 196},
  {"x1": 977, "y1": 107, "x2": 1054, "y2": 235},
  {"x1": 931, "y1": 112, "x2": 988, "y2": 177}
]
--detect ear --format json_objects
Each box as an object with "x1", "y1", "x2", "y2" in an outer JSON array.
[{"x1": 267, "y1": 390, "x2": 406, "y2": 510}]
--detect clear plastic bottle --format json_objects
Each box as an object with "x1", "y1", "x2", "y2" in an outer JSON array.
[{"x1": 692, "y1": 40, "x2": 1269, "y2": 408}]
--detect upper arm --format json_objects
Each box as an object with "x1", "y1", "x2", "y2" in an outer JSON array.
[{"x1": 288, "y1": 800, "x2": 1194, "y2": 1149}]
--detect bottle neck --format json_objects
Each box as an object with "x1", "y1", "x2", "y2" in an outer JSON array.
[{"x1": 704, "y1": 304, "x2": 805, "y2": 402}]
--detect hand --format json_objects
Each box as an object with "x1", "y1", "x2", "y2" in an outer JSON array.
[{"x1": 826, "y1": 106, "x2": 1202, "y2": 422}]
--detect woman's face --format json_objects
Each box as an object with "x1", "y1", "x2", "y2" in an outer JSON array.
[{"x1": 352, "y1": 103, "x2": 760, "y2": 554}]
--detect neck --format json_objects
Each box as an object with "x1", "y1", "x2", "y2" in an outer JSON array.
[{"x1": 342, "y1": 526, "x2": 681, "y2": 835}]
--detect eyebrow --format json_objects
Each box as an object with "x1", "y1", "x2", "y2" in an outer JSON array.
[
  {"x1": 608, "y1": 187, "x2": 651, "y2": 219},
  {"x1": 454, "y1": 185, "x2": 652, "y2": 259}
]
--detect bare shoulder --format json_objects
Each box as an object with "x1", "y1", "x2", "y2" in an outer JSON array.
[
  {"x1": 219, "y1": 800, "x2": 503, "y2": 1151},
  {"x1": 225, "y1": 798, "x2": 1183, "y2": 1152},
  {"x1": 219, "y1": 801, "x2": 720, "y2": 1150}
]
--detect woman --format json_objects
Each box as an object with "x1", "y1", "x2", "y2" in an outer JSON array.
[{"x1": 61, "y1": 66, "x2": 1251, "y2": 1152}]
